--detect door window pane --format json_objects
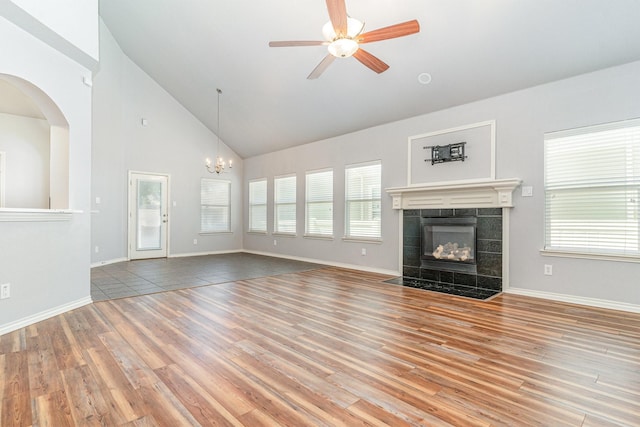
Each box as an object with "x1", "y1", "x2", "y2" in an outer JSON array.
[{"x1": 137, "y1": 180, "x2": 162, "y2": 250}]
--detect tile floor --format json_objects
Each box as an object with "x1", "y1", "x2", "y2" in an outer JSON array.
[{"x1": 91, "y1": 252, "x2": 324, "y2": 301}]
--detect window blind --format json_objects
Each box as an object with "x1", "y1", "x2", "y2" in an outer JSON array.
[
  {"x1": 544, "y1": 118, "x2": 640, "y2": 257},
  {"x1": 248, "y1": 179, "x2": 267, "y2": 232},
  {"x1": 305, "y1": 169, "x2": 333, "y2": 236},
  {"x1": 274, "y1": 174, "x2": 296, "y2": 234},
  {"x1": 345, "y1": 161, "x2": 381, "y2": 239},
  {"x1": 200, "y1": 178, "x2": 230, "y2": 233}
]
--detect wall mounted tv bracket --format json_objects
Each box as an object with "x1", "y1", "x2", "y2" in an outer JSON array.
[{"x1": 424, "y1": 141, "x2": 467, "y2": 165}]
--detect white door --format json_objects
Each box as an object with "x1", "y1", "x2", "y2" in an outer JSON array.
[{"x1": 128, "y1": 172, "x2": 169, "y2": 260}]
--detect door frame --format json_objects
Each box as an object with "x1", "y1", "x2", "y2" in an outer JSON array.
[{"x1": 127, "y1": 170, "x2": 171, "y2": 260}]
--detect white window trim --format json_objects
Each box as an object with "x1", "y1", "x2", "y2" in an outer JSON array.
[
  {"x1": 200, "y1": 178, "x2": 231, "y2": 234},
  {"x1": 305, "y1": 167, "x2": 334, "y2": 238},
  {"x1": 248, "y1": 178, "x2": 268, "y2": 233},
  {"x1": 344, "y1": 160, "x2": 382, "y2": 240},
  {"x1": 274, "y1": 173, "x2": 297, "y2": 236},
  {"x1": 543, "y1": 117, "x2": 640, "y2": 260}
]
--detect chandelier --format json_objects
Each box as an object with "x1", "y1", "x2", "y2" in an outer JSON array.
[{"x1": 205, "y1": 88, "x2": 232, "y2": 174}]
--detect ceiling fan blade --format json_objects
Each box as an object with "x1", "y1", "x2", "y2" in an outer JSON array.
[
  {"x1": 353, "y1": 49, "x2": 389, "y2": 74},
  {"x1": 358, "y1": 20, "x2": 420, "y2": 44},
  {"x1": 269, "y1": 41, "x2": 327, "y2": 47},
  {"x1": 326, "y1": 0, "x2": 348, "y2": 36},
  {"x1": 307, "y1": 54, "x2": 336, "y2": 79}
]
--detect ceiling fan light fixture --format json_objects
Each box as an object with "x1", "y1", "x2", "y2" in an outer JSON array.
[
  {"x1": 328, "y1": 38, "x2": 359, "y2": 57},
  {"x1": 322, "y1": 17, "x2": 364, "y2": 41}
]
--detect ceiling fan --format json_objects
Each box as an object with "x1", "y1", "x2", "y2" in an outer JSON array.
[{"x1": 269, "y1": 0, "x2": 420, "y2": 79}]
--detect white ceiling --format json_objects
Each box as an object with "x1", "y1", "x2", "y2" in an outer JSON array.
[{"x1": 99, "y1": 0, "x2": 640, "y2": 159}]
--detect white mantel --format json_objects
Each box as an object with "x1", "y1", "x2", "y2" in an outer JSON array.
[{"x1": 386, "y1": 178, "x2": 522, "y2": 210}]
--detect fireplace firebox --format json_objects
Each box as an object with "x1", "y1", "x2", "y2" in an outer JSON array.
[{"x1": 421, "y1": 216, "x2": 477, "y2": 274}]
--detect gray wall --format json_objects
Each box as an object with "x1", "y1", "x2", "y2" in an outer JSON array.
[
  {"x1": 244, "y1": 60, "x2": 640, "y2": 306},
  {"x1": 91, "y1": 21, "x2": 243, "y2": 265},
  {"x1": 0, "y1": 11, "x2": 93, "y2": 331}
]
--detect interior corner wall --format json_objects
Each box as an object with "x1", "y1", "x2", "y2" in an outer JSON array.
[
  {"x1": 0, "y1": 16, "x2": 93, "y2": 332},
  {"x1": 91, "y1": 20, "x2": 243, "y2": 265},
  {"x1": 243, "y1": 59, "x2": 640, "y2": 307}
]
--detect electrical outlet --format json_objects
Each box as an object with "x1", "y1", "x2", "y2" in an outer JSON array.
[
  {"x1": 1, "y1": 283, "x2": 10, "y2": 299},
  {"x1": 273, "y1": 240, "x2": 277, "y2": 246},
  {"x1": 544, "y1": 264, "x2": 553, "y2": 275},
  {"x1": 361, "y1": 248, "x2": 366, "y2": 256},
  {"x1": 521, "y1": 186, "x2": 533, "y2": 197},
  {"x1": 193, "y1": 239, "x2": 198, "y2": 245},
  {"x1": 94, "y1": 246, "x2": 99, "y2": 253}
]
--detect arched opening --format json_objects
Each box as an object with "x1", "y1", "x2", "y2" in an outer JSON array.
[{"x1": 0, "y1": 74, "x2": 69, "y2": 209}]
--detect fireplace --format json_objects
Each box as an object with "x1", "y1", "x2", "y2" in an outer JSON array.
[
  {"x1": 421, "y1": 216, "x2": 477, "y2": 274},
  {"x1": 385, "y1": 178, "x2": 520, "y2": 299},
  {"x1": 392, "y1": 208, "x2": 503, "y2": 299}
]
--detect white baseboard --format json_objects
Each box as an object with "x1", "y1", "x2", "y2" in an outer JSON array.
[
  {"x1": 90, "y1": 250, "x2": 245, "y2": 268},
  {"x1": 505, "y1": 288, "x2": 640, "y2": 313},
  {"x1": 0, "y1": 296, "x2": 93, "y2": 336},
  {"x1": 90, "y1": 257, "x2": 128, "y2": 268},
  {"x1": 169, "y1": 249, "x2": 242, "y2": 258},
  {"x1": 242, "y1": 250, "x2": 400, "y2": 277}
]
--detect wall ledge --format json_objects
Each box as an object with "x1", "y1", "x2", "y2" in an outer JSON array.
[{"x1": 0, "y1": 208, "x2": 82, "y2": 222}]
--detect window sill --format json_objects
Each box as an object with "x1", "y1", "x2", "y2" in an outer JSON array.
[
  {"x1": 247, "y1": 230, "x2": 268, "y2": 235},
  {"x1": 0, "y1": 208, "x2": 81, "y2": 222},
  {"x1": 540, "y1": 249, "x2": 640, "y2": 264},
  {"x1": 304, "y1": 234, "x2": 334, "y2": 241},
  {"x1": 342, "y1": 237, "x2": 383, "y2": 244},
  {"x1": 273, "y1": 232, "x2": 297, "y2": 238},
  {"x1": 199, "y1": 231, "x2": 232, "y2": 235}
]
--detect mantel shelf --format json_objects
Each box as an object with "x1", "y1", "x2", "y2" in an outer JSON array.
[{"x1": 386, "y1": 178, "x2": 522, "y2": 210}]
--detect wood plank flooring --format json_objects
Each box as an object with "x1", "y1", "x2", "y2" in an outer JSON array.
[{"x1": 1, "y1": 267, "x2": 639, "y2": 426}]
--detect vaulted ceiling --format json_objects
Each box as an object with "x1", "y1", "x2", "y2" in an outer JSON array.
[{"x1": 99, "y1": 0, "x2": 640, "y2": 158}]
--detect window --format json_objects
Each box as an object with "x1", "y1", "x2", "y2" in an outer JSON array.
[
  {"x1": 305, "y1": 169, "x2": 333, "y2": 237},
  {"x1": 544, "y1": 118, "x2": 640, "y2": 258},
  {"x1": 274, "y1": 174, "x2": 296, "y2": 235},
  {"x1": 248, "y1": 179, "x2": 267, "y2": 232},
  {"x1": 200, "y1": 179, "x2": 230, "y2": 233},
  {"x1": 345, "y1": 161, "x2": 381, "y2": 240}
]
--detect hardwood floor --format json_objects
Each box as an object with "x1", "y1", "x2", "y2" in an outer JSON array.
[{"x1": 1, "y1": 267, "x2": 639, "y2": 426}]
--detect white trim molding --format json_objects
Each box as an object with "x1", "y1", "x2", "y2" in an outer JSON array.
[
  {"x1": 386, "y1": 178, "x2": 522, "y2": 210},
  {"x1": 90, "y1": 257, "x2": 129, "y2": 268},
  {"x1": 242, "y1": 249, "x2": 399, "y2": 277},
  {"x1": 0, "y1": 296, "x2": 92, "y2": 336},
  {"x1": 506, "y1": 287, "x2": 640, "y2": 314},
  {"x1": 0, "y1": 208, "x2": 81, "y2": 221},
  {"x1": 408, "y1": 120, "x2": 496, "y2": 185},
  {"x1": 169, "y1": 249, "x2": 243, "y2": 259}
]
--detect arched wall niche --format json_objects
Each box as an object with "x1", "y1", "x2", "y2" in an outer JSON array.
[{"x1": 0, "y1": 73, "x2": 69, "y2": 209}]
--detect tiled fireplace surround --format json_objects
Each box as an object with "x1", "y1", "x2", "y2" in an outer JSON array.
[
  {"x1": 386, "y1": 179, "x2": 521, "y2": 300},
  {"x1": 400, "y1": 208, "x2": 503, "y2": 299}
]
